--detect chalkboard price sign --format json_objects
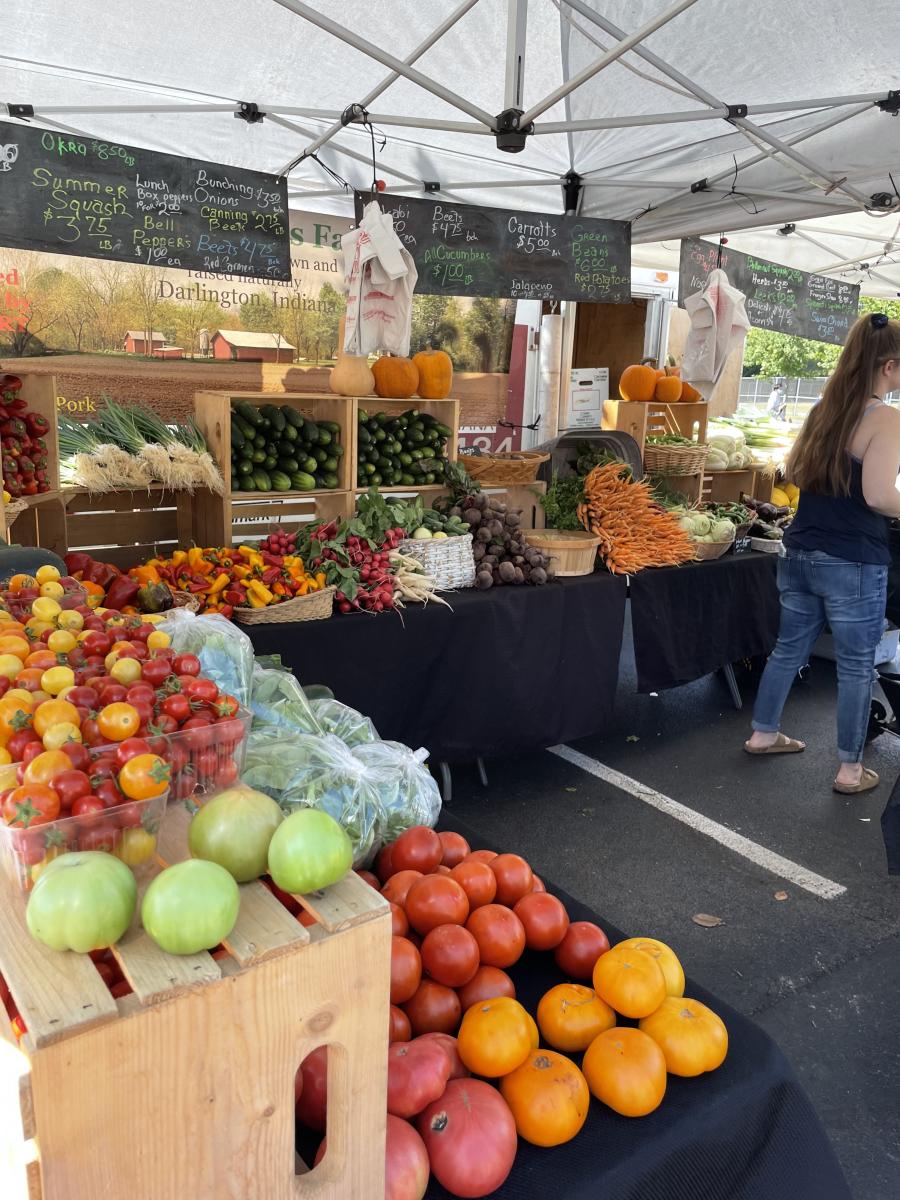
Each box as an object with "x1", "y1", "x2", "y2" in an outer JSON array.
[
  {"x1": 0, "y1": 120, "x2": 291, "y2": 280},
  {"x1": 356, "y1": 192, "x2": 631, "y2": 303},
  {"x1": 678, "y1": 237, "x2": 859, "y2": 346}
]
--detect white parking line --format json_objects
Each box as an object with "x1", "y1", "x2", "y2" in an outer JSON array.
[{"x1": 548, "y1": 745, "x2": 847, "y2": 900}]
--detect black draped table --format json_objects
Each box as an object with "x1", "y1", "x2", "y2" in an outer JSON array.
[{"x1": 424, "y1": 814, "x2": 851, "y2": 1200}]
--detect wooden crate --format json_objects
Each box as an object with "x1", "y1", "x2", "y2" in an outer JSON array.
[
  {"x1": 226, "y1": 490, "x2": 351, "y2": 546},
  {"x1": 193, "y1": 392, "x2": 353, "y2": 547},
  {"x1": 0, "y1": 804, "x2": 390, "y2": 1200},
  {"x1": 353, "y1": 397, "x2": 460, "y2": 487},
  {"x1": 0, "y1": 375, "x2": 64, "y2": 553},
  {"x1": 60, "y1": 486, "x2": 195, "y2": 570},
  {"x1": 602, "y1": 399, "x2": 708, "y2": 446},
  {"x1": 702, "y1": 469, "x2": 772, "y2": 506}
]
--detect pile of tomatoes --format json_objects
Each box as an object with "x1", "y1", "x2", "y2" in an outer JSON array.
[
  {"x1": 295, "y1": 824, "x2": 730, "y2": 1200},
  {"x1": 0, "y1": 566, "x2": 246, "y2": 887}
]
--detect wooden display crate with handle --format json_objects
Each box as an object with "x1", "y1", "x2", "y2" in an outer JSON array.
[
  {"x1": 1, "y1": 374, "x2": 65, "y2": 555},
  {"x1": 192, "y1": 392, "x2": 353, "y2": 547},
  {"x1": 0, "y1": 804, "x2": 391, "y2": 1200},
  {"x1": 60, "y1": 485, "x2": 195, "y2": 570},
  {"x1": 352, "y1": 396, "x2": 460, "y2": 486}
]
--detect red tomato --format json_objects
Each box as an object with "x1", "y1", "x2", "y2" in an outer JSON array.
[
  {"x1": 72, "y1": 795, "x2": 105, "y2": 820},
  {"x1": 438, "y1": 830, "x2": 470, "y2": 868},
  {"x1": 458, "y1": 965, "x2": 516, "y2": 1012},
  {"x1": 513, "y1": 892, "x2": 570, "y2": 951},
  {"x1": 99, "y1": 684, "x2": 128, "y2": 707},
  {"x1": 95, "y1": 779, "x2": 125, "y2": 809},
  {"x1": 532, "y1": 875, "x2": 546, "y2": 893},
  {"x1": 150, "y1": 713, "x2": 179, "y2": 736},
  {"x1": 7, "y1": 729, "x2": 40, "y2": 761},
  {"x1": 403, "y1": 980, "x2": 462, "y2": 1036},
  {"x1": 140, "y1": 658, "x2": 171, "y2": 688},
  {"x1": 376, "y1": 841, "x2": 396, "y2": 882},
  {"x1": 21, "y1": 742, "x2": 44, "y2": 768},
  {"x1": 315, "y1": 1115, "x2": 430, "y2": 1200},
  {"x1": 215, "y1": 694, "x2": 240, "y2": 719},
  {"x1": 418, "y1": 1032, "x2": 469, "y2": 1081},
  {"x1": 465, "y1": 905, "x2": 526, "y2": 969},
  {"x1": 405, "y1": 876, "x2": 470, "y2": 935},
  {"x1": 172, "y1": 653, "x2": 201, "y2": 678},
  {"x1": 79, "y1": 821, "x2": 118, "y2": 852},
  {"x1": 54, "y1": 770, "x2": 92, "y2": 809},
  {"x1": 464, "y1": 849, "x2": 498, "y2": 865},
  {"x1": 185, "y1": 677, "x2": 218, "y2": 705},
  {"x1": 354, "y1": 869, "x2": 380, "y2": 890},
  {"x1": 421, "y1": 924, "x2": 480, "y2": 988},
  {"x1": 391, "y1": 826, "x2": 442, "y2": 875},
  {"x1": 391, "y1": 935, "x2": 422, "y2": 1005},
  {"x1": 181, "y1": 717, "x2": 215, "y2": 749},
  {"x1": 389, "y1": 1005, "x2": 411, "y2": 1044},
  {"x1": 2, "y1": 783, "x2": 59, "y2": 826},
  {"x1": 161, "y1": 693, "x2": 190, "y2": 723},
  {"x1": 61, "y1": 741, "x2": 91, "y2": 772},
  {"x1": 115, "y1": 737, "x2": 151, "y2": 769},
  {"x1": 196, "y1": 747, "x2": 219, "y2": 780},
  {"x1": 67, "y1": 686, "x2": 99, "y2": 709},
  {"x1": 449, "y1": 860, "x2": 497, "y2": 910},
  {"x1": 382, "y1": 869, "x2": 423, "y2": 908},
  {"x1": 215, "y1": 759, "x2": 239, "y2": 788},
  {"x1": 553, "y1": 921, "x2": 611, "y2": 980},
  {"x1": 389, "y1": 902, "x2": 409, "y2": 938},
  {"x1": 387, "y1": 1037, "x2": 452, "y2": 1119},
  {"x1": 81, "y1": 631, "x2": 111, "y2": 656},
  {"x1": 416, "y1": 1079, "x2": 517, "y2": 1197},
  {"x1": 81, "y1": 718, "x2": 104, "y2": 748},
  {"x1": 295, "y1": 1046, "x2": 327, "y2": 1132},
  {"x1": 489, "y1": 853, "x2": 534, "y2": 906}
]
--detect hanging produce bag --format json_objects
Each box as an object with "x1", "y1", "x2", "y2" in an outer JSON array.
[
  {"x1": 249, "y1": 659, "x2": 322, "y2": 735},
  {"x1": 353, "y1": 740, "x2": 441, "y2": 845}
]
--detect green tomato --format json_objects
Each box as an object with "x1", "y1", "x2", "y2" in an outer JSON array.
[
  {"x1": 267, "y1": 809, "x2": 353, "y2": 894},
  {"x1": 188, "y1": 786, "x2": 283, "y2": 883},
  {"x1": 141, "y1": 860, "x2": 240, "y2": 955},
  {"x1": 26, "y1": 851, "x2": 137, "y2": 953}
]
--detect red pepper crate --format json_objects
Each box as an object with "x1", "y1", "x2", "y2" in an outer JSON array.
[{"x1": 1, "y1": 375, "x2": 66, "y2": 556}]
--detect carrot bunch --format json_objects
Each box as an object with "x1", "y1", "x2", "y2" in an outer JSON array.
[{"x1": 577, "y1": 463, "x2": 695, "y2": 575}]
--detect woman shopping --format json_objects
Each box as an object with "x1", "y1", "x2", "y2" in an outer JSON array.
[{"x1": 744, "y1": 313, "x2": 900, "y2": 793}]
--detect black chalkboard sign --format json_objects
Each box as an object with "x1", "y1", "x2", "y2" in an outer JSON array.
[
  {"x1": 678, "y1": 237, "x2": 859, "y2": 346},
  {"x1": 0, "y1": 120, "x2": 291, "y2": 280},
  {"x1": 355, "y1": 192, "x2": 631, "y2": 302}
]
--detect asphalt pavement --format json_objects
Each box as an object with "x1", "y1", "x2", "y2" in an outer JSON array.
[{"x1": 445, "y1": 629, "x2": 900, "y2": 1200}]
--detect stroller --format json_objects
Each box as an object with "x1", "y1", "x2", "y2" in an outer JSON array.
[{"x1": 872, "y1": 526, "x2": 900, "y2": 873}]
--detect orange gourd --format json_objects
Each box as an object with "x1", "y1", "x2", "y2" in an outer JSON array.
[
  {"x1": 373, "y1": 355, "x2": 420, "y2": 399},
  {"x1": 680, "y1": 381, "x2": 702, "y2": 402},
  {"x1": 500, "y1": 1050, "x2": 590, "y2": 1147},
  {"x1": 593, "y1": 946, "x2": 667, "y2": 1018},
  {"x1": 616, "y1": 937, "x2": 685, "y2": 997},
  {"x1": 582, "y1": 1027, "x2": 667, "y2": 1117},
  {"x1": 639, "y1": 996, "x2": 728, "y2": 1076},
  {"x1": 618, "y1": 364, "x2": 658, "y2": 402},
  {"x1": 536, "y1": 982, "x2": 616, "y2": 1052},
  {"x1": 654, "y1": 375, "x2": 683, "y2": 403},
  {"x1": 413, "y1": 347, "x2": 453, "y2": 399}
]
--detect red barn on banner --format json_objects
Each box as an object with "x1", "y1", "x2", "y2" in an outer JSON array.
[
  {"x1": 210, "y1": 330, "x2": 295, "y2": 363},
  {"x1": 124, "y1": 330, "x2": 166, "y2": 355}
]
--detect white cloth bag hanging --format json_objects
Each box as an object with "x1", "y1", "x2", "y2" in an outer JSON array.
[
  {"x1": 341, "y1": 201, "x2": 418, "y2": 357},
  {"x1": 681, "y1": 268, "x2": 750, "y2": 385}
]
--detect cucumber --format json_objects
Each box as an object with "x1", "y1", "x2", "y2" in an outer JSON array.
[
  {"x1": 371, "y1": 471, "x2": 383, "y2": 485},
  {"x1": 283, "y1": 406, "x2": 305, "y2": 429},
  {"x1": 322, "y1": 472, "x2": 339, "y2": 489},
  {"x1": 302, "y1": 418, "x2": 319, "y2": 443},
  {"x1": 400, "y1": 472, "x2": 415, "y2": 485},
  {"x1": 363, "y1": 462, "x2": 376, "y2": 476},
  {"x1": 434, "y1": 422, "x2": 452, "y2": 437},
  {"x1": 358, "y1": 425, "x2": 372, "y2": 445},
  {"x1": 269, "y1": 470, "x2": 291, "y2": 492},
  {"x1": 230, "y1": 476, "x2": 240, "y2": 491},
  {"x1": 301, "y1": 456, "x2": 317, "y2": 474},
  {"x1": 316, "y1": 427, "x2": 332, "y2": 446},
  {"x1": 281, "y1": 423, "x2": 298, "y2": 442},
  {"x1": 358, "y1": 409, "x2": 370, "y2": 423},
  {"x1": 319, "y1": 420, "x2": 341, "y2": 435},
  {"x1": 261, "y1": 404, "x2": 286, "y2": 432},
  {"x1": 230, "y1": 423, "x2": 245, "y2": 451},
  {"x1": 264, "y1": 454, "x2": 278, "y2": 470},
  {"x1": 238, "y1": 475, "x2": 255, "y2": 491},
  {"x1": 251, "y1": 448, "x2": 266, "y2": 464},
  {"x1": 234, "y1": 400, "x2": 263, "y2": 427},
  {"x1": 323, "y1": 456, "x2": 338, "y2": 472},
  {"x1": 313, "y1": 447, "x2": 327, "y2": 465},
  {"x1": 290, "y1": 471, "x2": 316, "y2": 492},
  {"x1": 237, "y1": 459, "x2": 253, "y2": 476},
  {"x1": 252, "y1": 469, "x2": 271, "y2": 492},
  {"x1": 331, "y1": 443, "x2": 344, "y2": 458},
  {"x1": 253, "y1": 432, "x2": 267, "y2": 448},
  {"x1": 278, "y1": 456, "x2": 300, "y2": 473},
  {"x1": 277, "y1": 440, "x2": 298, "y2": 458}
]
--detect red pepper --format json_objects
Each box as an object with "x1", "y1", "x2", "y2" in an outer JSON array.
[
  {"x1": 6, "y1": 398, "x2": 27, "y2": 418},
  {"x1": 220, "y1": 605, "x2": 234, "y2": 619},
  {"x1": 3, "y1": 437, "x2": 21, "y2": 457},
  {"x1": 224, "y1": 588, "x2": 246, "y2": 605},
  {"x1": 65, "y1": 552, "x2": 94, "y2": 576},
  {"x1": 1, "y1": 419, "x2": 26, "y2": 440},
  {"x1": 0, "y1": 376, "x2": 22, "y2": 393},
  {"x1": 86, "y1": 559, "x2": 120, "y2": 590},
  {"x1": 30, "y1": 438, "x2": 47, "y2": 456},
  {"x1": 105, "y1": 576, "x2": 140, "y2": 611},
  {"x1": 24, "y1": 413, "x2": 49, "y2": 438}
]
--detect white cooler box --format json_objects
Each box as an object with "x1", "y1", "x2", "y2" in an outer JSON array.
[{"x1": 813, "y1": 621, "x2": 900, "y2": 667}]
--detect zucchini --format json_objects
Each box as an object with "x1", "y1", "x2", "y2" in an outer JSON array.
[
  {"x1": 252, "y1": 469, "x2": 272, "y2": 492},
  {"x1": 283, "y1": 406, "x2": 305, "y2": 429},
  {"x1": 270, "y1": 470, "x2": 291, "y2": 492},
  {"x1": 261, "y1": 404, "x2": 286, "y2": 432},
  {"x1": 234, "y1": 400, "x2": 263, "y2": 426},
  {"x1": 290, "y1": 471, "x2": 317, "y2": 492}
]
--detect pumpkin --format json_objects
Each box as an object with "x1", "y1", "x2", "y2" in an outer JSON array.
[
  {"x1": 593, "y1": 946, "x2": 667, "y2": 1018},
  {"x1": 499, "y1": 1050, "x2": 590, "y2": 1147},
  {"x1": 582, "y1": 1027, "x2": 667, "y2": 1117},
  {"x1": 329, "y1": 316, "x2": 375, "y2": 397},
  {"x1": 373, "y1": 355, "x2": 420, "y2": 399},
  {"x1": 680, "y1": 381, "x2": 703, "y2": 403},
  {"x1": 654, "y1": 375, "x2": 683, "y2": 403},
  {"x1": 618, "y1": 364, "x2": 658, "y2": 402},
  {"x1": 413, "y1": 347, "x2": 453, "y2": 399},
  {"x1": 639, "y1": 996, "x2": 728, "y2": 1076},
  {"x1": 536, "y1": 982, "x2": 616, "y2": 1052},
  {"x1": 616, "y1": 937, "x2": 684, "y2": 997},
  {"x1": 457, "y1": 996, "x2": 533, "y2": 1077}
]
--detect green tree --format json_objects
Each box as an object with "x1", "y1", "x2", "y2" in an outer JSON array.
[
  {"x1": 743, "y1": 329, "x2": 840, "y2": 379},
  {"x1": 410, "y1": 295, "x2": 464, "y2": 358},
  {"x1": 174, "y1": 300, "x2": 223, "y2": 358},
  {"x1": 461, "y1": 298, "x2": 515, "y2": 373},
  {"x1": 307, "y1": 282, "x2": 345, "y2": 363},
  {"x1": 239, "y1": 292, "x2": 277, "y2": 333}
]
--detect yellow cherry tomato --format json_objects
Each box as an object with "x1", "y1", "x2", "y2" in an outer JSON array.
[
  {"x1": 47, "y1": 630, "x2": 77, "y2": 654},
  {"x1": 114, "y1": 827, "x2": 158, "y2": 867},
  {"x1": 4, "y1": 689, "x2": 33, "y2": 709},
  {"x1": 33, "y1": 699, "x2": 80, "y2": 738},
  {"x1": 24, "y1": 749, "x2": 72, "y2": 786},
  {"x1": 31, "y1": 597, "x2": 61, "y2": 623},
  {"x1": 42, "y1": 721, "x2": 83, "y2": 750},
  {"x1": 0, "y1": 747, "x2": 10, "y2": 765},
  {"x1": 35, "y1": 565, "x2": 61, "y2": 585},
  {"x1": 0, "y1": 654, "x2": 23, "y2": 681},
  {"x1": 110, "y1": 657, "x2": 142, "y2": 686},
  {"x1": 143, "y1": 614, "x2": 165, "y2": 625},
  {"x1": 39, "y1": 581, "x2": 65, "y2": 600},
  {"x1": 146, "y1": 630, "x2": 170, "y2": 650},
  {"x1": 24, "y1": 621, "x2": 54, "y2": 641},
  {"x1": 57, "y1": 610, "x2": 84, "y2": 632},
  {"x1": 40, "y1": 666, "x2": 76, "y2": 697},
  {"x1": 0, "y1": 763, "x2": 19, "y2": 790}
]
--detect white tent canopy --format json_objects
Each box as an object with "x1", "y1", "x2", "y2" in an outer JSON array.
[{"x1": 3, "y1": 0, "x2": 900, "y2": 286}]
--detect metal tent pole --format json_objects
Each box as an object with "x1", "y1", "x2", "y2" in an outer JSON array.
[
  {"x1": 276, "y1": 110, "x2": 490, "y2": 132},
  {"x1": 505, "y1": 0, "x2": 528, "y2": 109},
  {"x1": 268, "y1": 113, "x2": 422, "y2": 185},
  {"x1": 9, "y1": 102, "x2": 237, "y2": 115},
  {"x1": 269, "y1": 0, "x2": 495, "y2": 127},
  {"x1": 289, "y1": 176, "x2": 559, "y2": 200},
  {"x1": 519, "y1": 0, "x2": 700, "y2": 126}
]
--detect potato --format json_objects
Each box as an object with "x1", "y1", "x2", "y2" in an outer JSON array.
[{"x1": 475, "y1": 570, "x2": 493, "y2": 590}]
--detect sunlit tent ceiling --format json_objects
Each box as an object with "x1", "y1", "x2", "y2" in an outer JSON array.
[{"x1": 3, "y1": 0, "x2": 900, "y2": 290}]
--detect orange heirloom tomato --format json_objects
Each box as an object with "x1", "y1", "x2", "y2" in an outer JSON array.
[
  {"x1": 0, "y1": 635, "x2": 31, "y2": 661},
  {"x1": 457, "y1": 997, "x2": 533, "y2": 1078},
  {"x1": 537, "y1": 983, "x2": 616, "y2": 1053},
  {"x1": 97, "y1": 703, "x2": 140, "y2": 743},
  {"x1": 616, "y1": 937, "x2": 685, "y2": 997},
  {"x1": 593, "y1": 946, "x2": 667, "y2": 1019},
  {"x1": 2, "y1": 782, "x2": 60, "y2": 827},
  {"x1": 33, "y1": 700, "x2": 80, "y2": 739},
  {"x1": 25, "y1": 650, "x2": 57, "y2": 672},
  {"x1": 582, "y1": 1027, "x2": 667, "y2": 1117},
  {"x1": 24, "y1": 749, "x2": 73, "y2": 787},
  {"x1": 118, "y1": 754, "x2": 171, "y2": 800},
  {"x1": 639, "y1": 997, "x2": 728, "y2": 1077},
  {"x1": 499, "y1": 1050, "x2": 590, "y2": 1147},
  {"x1": 0, "y1": 695, "x2": 33, "y2": 741}
]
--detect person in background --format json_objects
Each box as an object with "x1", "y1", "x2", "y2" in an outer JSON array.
[
  {"x1": 744, "y1": 313, "x2": 900, "y2": 793},
  {"x1": 766, "y1": 380, "x2": 787, "y2": 419}
]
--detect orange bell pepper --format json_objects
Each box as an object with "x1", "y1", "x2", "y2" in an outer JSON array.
[{"x1": 129, "y1": 565, "x2": 161, "y2": 586}]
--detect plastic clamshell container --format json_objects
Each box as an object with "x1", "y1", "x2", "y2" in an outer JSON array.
[{"x1": 0, "y1": 790, "x2": 168, "y2": 893}]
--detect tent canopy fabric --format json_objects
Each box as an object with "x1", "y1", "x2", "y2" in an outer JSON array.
[{"x1": 3, "y1": 0, "x2": 900, "y2": 288}]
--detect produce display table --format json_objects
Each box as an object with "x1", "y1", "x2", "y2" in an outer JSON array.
[
  {"x1": 629, "y1": 551, "x2": 780, "y2": 695},
  {"x1": 248, "y1": 572, "x2": 628, "y2": 763},
  {"x1": 429, "y1": 815, "x2": 851, "y2": 1200}
]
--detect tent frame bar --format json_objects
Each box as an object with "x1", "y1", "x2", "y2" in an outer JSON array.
[
  {"x1": 267, "y1": 112, "x2": 422, "y2": 185},
  {"x1": 504, "y1": 0, "x2": 527, "y2": 110}
]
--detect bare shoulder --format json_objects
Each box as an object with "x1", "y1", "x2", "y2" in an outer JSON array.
[{"x1": 872, "y1": 403, "x2": 900, "y2": 425}]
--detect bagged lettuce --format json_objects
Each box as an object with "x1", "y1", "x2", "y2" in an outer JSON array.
[
  {"x1": 310, "y1": 699, "x2": 378, "y2": 747},
  {"x1": 159, "y1": 609, "x2": 254, "y2": 705},
  {"x1": 352, "y1": 740, "x2": 441, "y2": 844}
]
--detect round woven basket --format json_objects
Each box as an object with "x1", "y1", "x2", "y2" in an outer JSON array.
[
  {"x1": 521, "y1": 529, "x2": 601, "y2": 577},
  {"x1": 398, "y1": 532, "x2": 475, "y2": 590},
  {"x1": 233, "y1": 586, "x2": 335, "y2": 625},
  {"x1": 693, "y1": 538, "x2": 734, "y2": 561},
  {"x1": 460, "y1": 450, "x2": 550, "y2": 485},
  {"x1": 643, "y1": 443, "x2": 709, "y2": 476},
  {"x1": 170, "y1": 590, "x2": 202, "y2": 613}
]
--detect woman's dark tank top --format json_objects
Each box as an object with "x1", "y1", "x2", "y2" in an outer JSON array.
[{"x1": 784, "y1": 452, "x2": 891, "y2": 565}]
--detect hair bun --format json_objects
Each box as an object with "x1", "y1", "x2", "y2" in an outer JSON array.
[{"x1": 871, "y1": 313, "x2": 889, "y2": 329}]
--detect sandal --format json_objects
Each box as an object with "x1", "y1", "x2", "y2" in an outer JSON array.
[
  {"x1": 743, "y1": 733, "x2": 805, "y2": 755},
  {"x1": 833, "y1": 767, "x2": 879, "y2": 795}
]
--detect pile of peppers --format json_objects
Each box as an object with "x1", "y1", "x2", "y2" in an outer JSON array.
[
  {"x1": 0, "y1": 374, "x2": 53, "y2": 498},
  {"x1": 140, "y1": 546, "x2": 327, "y2": 614}
]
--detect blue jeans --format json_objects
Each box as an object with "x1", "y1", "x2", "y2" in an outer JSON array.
[{"x1": 752, "y1": 549, "x2": 888, "y2": 762}]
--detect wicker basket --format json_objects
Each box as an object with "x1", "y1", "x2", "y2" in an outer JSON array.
[
  {"x1": 643, "y1": 442, "x2": 709, "y2": 476},
  {"x1": 170, "y1": 590, "x2": 203, "y2": 613},
  {"x1": 521, "y1": 529, "x2": 601, "y2": 577},
  {"x1": 693, "y1": 539, "x2": 734, "y2": 561},
  {"x1": 398, "y1": 532, "x2": 475, "y2": 590},
  {"x1": 233, "y1": 586, "x2": 335, "y2": 625},
  {"x1": 460, "y1": 450, "x2": 550, "y2": 485}
]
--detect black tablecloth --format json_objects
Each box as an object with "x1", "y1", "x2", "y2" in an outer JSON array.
[
  {"x1": 629, "y1": 552, "x2": 780, "y2": 694},
  {"x1": 248, "y1": 573, "x2": 627, "y2": 763},
  {"x1": 425, "y1": 814, "x2": 851, "y2": 1200}
]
